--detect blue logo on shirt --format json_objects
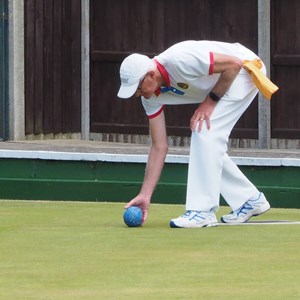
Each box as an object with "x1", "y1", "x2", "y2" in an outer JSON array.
[{"x1": 161, "y1": 86, "x2": 185, "y2": 95}]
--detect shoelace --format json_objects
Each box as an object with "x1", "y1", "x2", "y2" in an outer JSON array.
[
  {"x1": 182, "y1": 211, "x2": 193, "y2": 218},
  {"x1": 182, "y1": 211, "x2": 206, "y2": 221},
  {"x1": 235, "y1": 202, "x2": 253, "y2": 217}
]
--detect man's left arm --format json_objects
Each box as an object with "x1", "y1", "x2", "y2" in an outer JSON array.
[{"x1": 190, "y1": 53, "x2": 243, "y2": 131}]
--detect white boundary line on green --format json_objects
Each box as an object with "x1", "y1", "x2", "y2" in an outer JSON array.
[{"x1": 218, "y1": 221, "x2": 300, "y2": 226}]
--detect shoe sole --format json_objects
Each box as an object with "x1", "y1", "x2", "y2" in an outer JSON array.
[
  {"x1": 170, "y1": 220, "x2": 218, "y2": 228},
  {"x1": 221, "y1": 204, "x2": 271, "y2": 224}
]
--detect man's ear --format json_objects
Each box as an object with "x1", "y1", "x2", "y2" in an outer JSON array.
[{"x1": 148, "y1": 70, "x2": 156, "y2": 78}]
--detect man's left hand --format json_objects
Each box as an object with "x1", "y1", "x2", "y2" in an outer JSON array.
[{"x1": 190, "y1": 97, "x2": 217, "y2": 131}]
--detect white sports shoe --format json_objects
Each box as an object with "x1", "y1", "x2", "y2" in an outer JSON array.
[
  {"x1": 170, "y1": 210, "x2": 218, "y2": 228},
  {"x1": 221, "y1": 192, "x2": 271, "y2": 223}
]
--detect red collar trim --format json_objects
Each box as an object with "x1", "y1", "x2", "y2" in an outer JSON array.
[
  {"x1": 209, "y1": 52, "x2": 214, "y2": 75},
  {"x1": 154, "y1": 59, "x2": 171, "y2": 96},
  {"x1": 154, "y1": 88, "x2": 161, "y2": 97}
]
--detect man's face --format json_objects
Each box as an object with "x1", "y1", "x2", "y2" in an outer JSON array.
[{"x1": 135, "y1": 72, "x2": 157, "y2": 99}]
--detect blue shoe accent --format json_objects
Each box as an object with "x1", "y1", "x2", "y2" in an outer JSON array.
[
  {"x1": 169, "y1": 220, "x2": 182, "y2": 228},
  {"x1": 221, "y1": 193, "x2": 271, "y2": 223}
]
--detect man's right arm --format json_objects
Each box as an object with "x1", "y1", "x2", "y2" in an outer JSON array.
[{"x1": 125, "y1": 111, "x2": 168, "y2": 223}]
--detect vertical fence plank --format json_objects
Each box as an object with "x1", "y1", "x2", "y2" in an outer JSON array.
[
  {"x1": 52, "y1": 0, "x2": 63, "y2": 132},
  {"x1": 70, "y1": 0, "x2": 81, "y2": 132},
  {"x1": 43, "y1": 0, "x2": 54, "y2": 133},
  {"x1": 0, "y1": 0, "x2": 8, "y2": 140},
  {"x1": 258, "y1": 0, "x2": 271, "y2": 148},
  {"x1": 34, "y1": 0, "x2": 44, "y2": 134},
  {"x1": 271, "y1": 0, "x2": 300, "y2": 139},
  {"x1": 81, "y1": 0, "x2": 90, "y2": 140},
  {"x1": 24, "y1": 0, "x2": 35, "y2": 135},
  {"x1": 25, "y1": 0, "x2": 81, "y2": 136}
]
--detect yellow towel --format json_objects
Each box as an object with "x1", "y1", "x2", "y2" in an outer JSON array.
[{"x1": 243, "y1": 59, "x2": 279, "y2": 100}]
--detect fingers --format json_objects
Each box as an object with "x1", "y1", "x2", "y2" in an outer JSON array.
[
  {"x1": 190, "y1": 112, "x2": 203, "y2": 131},
  {"x1": 124, "y1": 197, "x2": 150, "y2": 224},
  {"x1": 124, "y1": 200, "x2": 135, "y2": 209},
  {"x1": 190, "y1": 114, "x2": 210, "y2": 132},
  {"x1": 125, "y1": 197, "x2": 144, "y2": 209},
  {"x1": 204, "y1": 117, "x2": 211, "y2": 130},
  {"x1": 197, "y1": 118, "x2": 204, "y2": 132},
  {"x1": 142, "y1": 209, "x2": 148, "y2": 224}
]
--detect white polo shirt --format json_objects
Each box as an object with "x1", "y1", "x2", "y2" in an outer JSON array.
[{"x1": 141, "y1": 40, "x2": 258, "y2": 119}]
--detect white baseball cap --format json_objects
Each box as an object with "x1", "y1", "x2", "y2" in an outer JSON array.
[{"x1": 117, "y1": 53, "x2": 153, "y2": 99}]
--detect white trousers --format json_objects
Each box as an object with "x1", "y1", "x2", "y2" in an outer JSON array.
[{"x1": 186, "y1": 66, "x2": 266, "y2": 212}]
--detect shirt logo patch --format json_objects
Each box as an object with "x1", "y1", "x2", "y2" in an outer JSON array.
[{"x1": 177, "y1": 82, "x2": 189, "y2": 89}]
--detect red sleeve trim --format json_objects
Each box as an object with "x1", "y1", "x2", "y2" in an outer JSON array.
[
  {"x1": 148, "y1": 105, "x2": 165, "y2": 119},
  {"x1": 209, "y1": 52, "x2": 214, "y2": 75}
]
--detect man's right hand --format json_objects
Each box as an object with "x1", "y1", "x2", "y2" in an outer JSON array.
[{"x1": 125, "y1": 195, "x2": 151, "y2": 224}]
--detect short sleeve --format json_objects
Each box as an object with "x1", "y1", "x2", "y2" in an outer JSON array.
[{"x1": 141, "y1": 98, "x2": 165, "y2": 119}]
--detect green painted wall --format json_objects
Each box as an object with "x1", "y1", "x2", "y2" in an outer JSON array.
[{"x1": 0, "y1": 158, "x2": 299, "y2": 208}]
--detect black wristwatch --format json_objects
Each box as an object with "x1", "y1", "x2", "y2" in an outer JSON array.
[{"x1": 209, "y1": 91, "x2": 221, "y2": 102}]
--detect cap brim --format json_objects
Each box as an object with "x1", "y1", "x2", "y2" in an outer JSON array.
[{"x1": 117, "y1": 82, "x2": 139, "y2": 99}]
